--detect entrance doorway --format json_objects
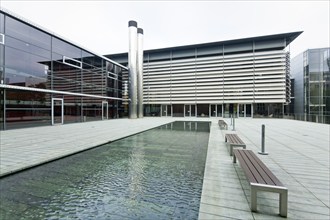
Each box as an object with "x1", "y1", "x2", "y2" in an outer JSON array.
[
  {"x1": 184, "y1": 105, "x2": 196, "y2": 117},
  {"x1": 172, "y1": 104, "x2": 184, "y2": 117},
  {"x1": 102, "y1": 101, "x2": 108, "y2": 120},
  {"x1": 52, "y1": 98, "x2": 63, "y2": 125},
  {"x1": 197, "y1": 104, "x2": 209, "y2": 117},
  {"x1": 210, "y1": 104, "x2": 223, "y2": 117},
  {"x1": 161, "y1": 105, "x2": 172, "y2": 117},
  {"x1": 238, "y1": 104, "x2": 252, "y2": 117}
]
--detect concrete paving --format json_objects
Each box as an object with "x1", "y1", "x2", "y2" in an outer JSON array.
[
  {"x1": 0, "y1": 117, "x2": 329, "y2": 219},
  {"x1": 0, "y1": 118, "x2": 175, "y2": 177},
  {"x1": 199, "y1": 118, "x2": 330, "y2": 220}
]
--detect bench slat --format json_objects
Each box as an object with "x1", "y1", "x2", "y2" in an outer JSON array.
[
  {"x1": 235, "y1": 150, "x2": 259, "y2": 183},
  {"x1": 236, "y1": 150, "x2": 266, "y2": 184},
  {"x1": 246, "y1": 151, "x2": 284, "y2": 186},
  {"x1": 244, "y1": 150, "x2": 276, "y2": 185},
  {"x1": 225, "y1": 134, "x2": 245, "y2": 145},
  {"x1": 234, "y1": 149, "x2": 284, "y2": 186}
]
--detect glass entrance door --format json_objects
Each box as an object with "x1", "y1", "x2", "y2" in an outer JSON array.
[
  {"x1": 210, "y1": 104, "x2": 216, "y2": 117},
  {"x1": 185, "y1": 105, "x2": 190, "y2": 117},
  {"x1": 102, "y1": 101, "x2": 108, "y2": 120},
  {"x1": 52, "y1": 98, "x2": 63, "y2": 125},
  {"x1": 161, "y1": 105, "x2": 172, "y2": 117},
  {"x1": 238, "y1": 104, "x2": 252, "y2": 117},
  {"x1": 184, "y1": 105, "x2": 196, "y2": 117},
  {"x1": 217, "y1": 104, "x2": 223, "y2": 117}
]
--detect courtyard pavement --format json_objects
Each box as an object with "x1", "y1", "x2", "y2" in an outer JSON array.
[{"x1": 0, "y1": 117, "x2": 329, "y2": 219}]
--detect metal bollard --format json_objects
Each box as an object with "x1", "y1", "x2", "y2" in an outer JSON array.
[
  {"x1": 258, "y1": 124, "x2": 268, "y2": 155},
  {"x1": 232, "y1": 115, "x2": 236, "y2": 131}
]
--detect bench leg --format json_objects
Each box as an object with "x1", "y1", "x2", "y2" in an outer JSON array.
[
  {"x1": 279, "y1": 190, "x2": 288, "y2": 217},
  {"x1": 251, "y1": 185, "x2": 258, "y2": 212}
]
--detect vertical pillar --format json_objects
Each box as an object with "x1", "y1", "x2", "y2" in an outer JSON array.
[
  {"x1": 137, "y1": 28, "x2": 144, "y2": 118},
  {"x1": 128, "y1": 20, "x2": 138, "y2": 119}
]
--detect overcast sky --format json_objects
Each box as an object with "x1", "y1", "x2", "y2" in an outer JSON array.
[{"x1": 1, "y1": 0, "x2": 329, "y2": 58}]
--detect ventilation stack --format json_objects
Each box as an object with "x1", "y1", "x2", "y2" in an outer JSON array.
[
  {"x1": 137, "y1": 28, "x2": 144, "y2": 118},
  {"x1": 128, "y1": 20, "x2": 138, "y2": 119}
]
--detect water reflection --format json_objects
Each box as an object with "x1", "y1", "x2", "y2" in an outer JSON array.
[{"x1": 0, "y1": 121, "x2": 210, "y2": 219}]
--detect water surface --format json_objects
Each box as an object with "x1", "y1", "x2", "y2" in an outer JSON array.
[{"x1": 0, "y1": 121, "x2": 210, "y2": 219}]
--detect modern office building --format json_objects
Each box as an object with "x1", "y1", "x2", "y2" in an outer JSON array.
[
  {"x1": 108, "y1": 31, "x2": 302, "y2": 118},
  {"x1": 0, "y1": 7, "x2": 304, "y2": 130},
  {"x1": 291, "y1": 48, "x2": 330, "y2": 123},
  {"x1": 0, "y1": 8, "x2": 128, "y2": 130}
]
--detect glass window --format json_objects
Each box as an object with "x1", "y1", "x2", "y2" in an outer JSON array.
[
  {"x1": 216, "y1": 104, "x2": 222, "y2": 117},
  {"x1": 82, "y1": 68, "x2": 105, "y2": 96},
  {"x1": 52, "y1": 60, "x2": 81, "y2": 93},
  {"x1": 309, "y1": 72, "x2": 320, "y2": 81},
  {"x1": 82, "y1": 50, "x2": 101, "y2": 67},
  {"x1": 309, "y1": 83, "x2": 320, "y2": 98},
  {"x1": 0, "y1": 44, "x2": 4, "y2": 70},
  {"x1": 82, "y1": 97, "x2": 102, "y2": 121},
  {"x1": 5, "y1": 35, "x2": 51, "y2": 59},
  {"x1": 0, "y1": 13, "x2": 4, "y2": 33},
  {"x1": 62, "y1": 95, "x2": 82, "y2": 124},
  {"x1": 5, "y1": 47, "x2": 49, "y2": 88},
  {"x1": 5, "y1": 16, "x2": 51, "y2": 50},
  {"x1": 5, "y1": 90, "x2": 51, "y2": 129},
  {"x1": 0, "y1": 88, "x2": 4, "y2": 130},
  {"x1": 52, "y1": 37, "x2": 81, "y2": 59}
]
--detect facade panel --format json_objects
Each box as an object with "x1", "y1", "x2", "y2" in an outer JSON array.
[{"x1": 291, "y1": 48, "x2": 330, "y2": 123}]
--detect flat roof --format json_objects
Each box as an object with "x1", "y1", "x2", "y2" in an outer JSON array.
[{"x1": 109, "y1": 31, "x2": 303, "y2": 57}]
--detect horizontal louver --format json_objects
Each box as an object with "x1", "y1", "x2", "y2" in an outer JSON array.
[{"x1": 124, "y1": 50, "x2": 288, "y2": 104}]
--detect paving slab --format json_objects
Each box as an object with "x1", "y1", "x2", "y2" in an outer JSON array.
[
  {"x1": 0, "y1": 117, "x2": 329, "y2": 219},
  {"x1": 0, "y1": 118, "x2": 175, "y2": 177}
]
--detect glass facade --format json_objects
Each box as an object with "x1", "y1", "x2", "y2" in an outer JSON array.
[
  {"x1": 291, "y1": 48, "x2": 330, "y2": 124},
  {"x1": 0, "y1": 9, "x2": 127, "y2": 130}
]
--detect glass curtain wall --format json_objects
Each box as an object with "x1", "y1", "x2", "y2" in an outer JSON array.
[
  {"x1": 305, "y1": 49, "x2": 330, "y2": 123},
  {"x1": 0, "y1": 11, "x2": 125, "y2": 130},
  {"x1": 0, "y1": 14, "x2": 4, "y2": 130}
]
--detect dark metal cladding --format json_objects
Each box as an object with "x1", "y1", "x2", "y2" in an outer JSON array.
[
  {"x1": 137, "y1": 28, "x2": 144, "y2": 34},
  {"x1": 128, "y1": 20, "x2": 137, "y2": 27}
]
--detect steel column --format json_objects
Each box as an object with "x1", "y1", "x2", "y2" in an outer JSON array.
[
  {"x1": 128, "y1": 20, "x2": 138, "y2": 118},
  {"x1": 137, "y1": 28, "x2": 144, "y2": 118}
]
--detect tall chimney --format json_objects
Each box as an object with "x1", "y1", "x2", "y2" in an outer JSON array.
[
  {"x1": 128, "y1": 20, "x2": 138, "y2": 119},
  {"x1": 137, "y1": 28, "x2": 144, "y2": 118}
]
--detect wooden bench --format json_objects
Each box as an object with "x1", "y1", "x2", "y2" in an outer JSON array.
[
  {"x1": 233, "y1": 149, "x2": 288, "y2": 217},
  {"x1": 218, "y1": 119, "x2": 228, "y2": 130},
  {"x1": 225, "y1": 133, "x2": 246, "y2": 156}
]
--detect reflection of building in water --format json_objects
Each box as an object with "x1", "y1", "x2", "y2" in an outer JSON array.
[
  {"x1": 128, "y1": 135, "x2": 146, "y2": 202},
  {"x1": 161, "y1": 121, "x2": 210, "y2": 132},
  {"x1": 0, "y1": 8, "x2": 128, "y2": 130}
]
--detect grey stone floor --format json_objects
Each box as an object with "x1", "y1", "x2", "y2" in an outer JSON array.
[
  {"x1": 0, "y1": 118, "x2": 174, "y2": 177},
  {"x1": 0, "y1": 117, "x2": 329, "y2": 219},
  {"x1": 199, "y1": 118, "x2": 330, "y2": 220}
]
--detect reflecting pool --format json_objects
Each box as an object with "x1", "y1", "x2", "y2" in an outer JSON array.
[{"x1": 0, "y1": 121, "x2": 210, "y2": 219}]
